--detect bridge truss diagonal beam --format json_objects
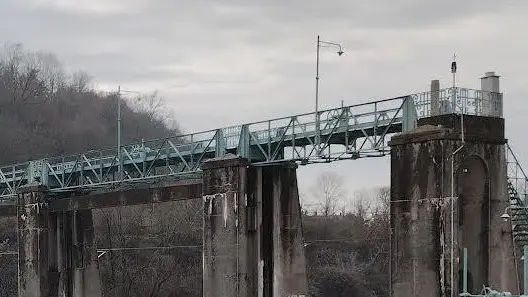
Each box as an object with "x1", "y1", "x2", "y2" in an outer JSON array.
[{"x1": 0, "y1": 87, "x2": 502, "y2": 202}]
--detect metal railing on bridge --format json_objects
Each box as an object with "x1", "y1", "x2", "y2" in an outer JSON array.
[
  {"x1": 0, "y1": 87, "x2": 503, "y2": 199},
  {"x1": 411, "y1": 87, "x2": 503, "y2": 118}
]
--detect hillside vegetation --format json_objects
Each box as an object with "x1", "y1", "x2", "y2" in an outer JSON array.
[{"x1": 0, "y1": 43, "x2": 177, "y2": 165}]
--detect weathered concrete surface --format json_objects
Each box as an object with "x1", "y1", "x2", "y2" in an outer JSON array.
[
  {"x1": 17, "y1": 184, "x2": 102, "y2": 297},
  {"x1": 260, "y1": 165, "x2": 308, "y2": 297},
  {"x1": 417, "y1": 114, "x2": 505, "y2": 142},
  {"x1": 14, "y1": 155, "x2": 307, "y2": 297},
  {"x1": 0, "y1": 179, "x2": 202, "y2": 216},
  {"x1": 202, "y1": 155, "x2": 308, "y2": 297},
  {"x1": 0, "y1": 203, "x2": 16, "y2": 216},
  {"x1": 49, "y1": 178, "x2": 202, "y2": 212},
  {"x1": 17, "y1": 184, "x2": 50, "y2": 297},
  {"x1": 48, "y1": 210, "x2": 102, "y2": 297},
  {"x1": 202, "y1": 155, "x2": 253, "y2": 297},
  {"x1": 72, "y1": 210, "x2": 103, "y2": 297},
  {"x1": 390, "y1": 114, "x2": 516, "y2": 297}
]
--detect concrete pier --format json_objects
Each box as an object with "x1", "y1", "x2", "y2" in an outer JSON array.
[
  {"x1": 52, "y1": 210, "x2": 102, "y2": 297},
  {"x1": 389, "y1": 114, "x2": 517, "y2": 297},
  {"x1": 17, "y1": 185, "x2": 102, "y2": 297},
  {"x1": 17, "y1": 184, "x2": 50, "y2": 297},
  {"x1": 202, "y1": 156, "x2": 253, "y2": 297},
  {"x1": 202, "y1": 155, "x2": 308, "y2": 297},
  {"x1": 259, "y1": 165, "x2": 308, "y2": 297}
]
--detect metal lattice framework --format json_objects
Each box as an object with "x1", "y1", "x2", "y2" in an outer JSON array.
[
  {"x1": 0, "y1": 87, "x2": 503, "y2": 201},
  {"x1": 506, "y1": 145, "x2": 528, "y2": 246},
  {"x1": 507, "y1": 145, "x2": 528, "y2": 205},
  {"x1": 411, "y1": 87, "x2": 503, "y2": 118}
]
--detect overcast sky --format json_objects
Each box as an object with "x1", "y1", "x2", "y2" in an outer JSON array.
[{"x1": 1, "y1": 0, "x2": 527, "y2": 208}]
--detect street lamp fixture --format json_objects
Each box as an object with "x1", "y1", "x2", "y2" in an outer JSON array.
[
  {"x1": 501, "y1": 206, "x2": 511, "y2": 221},
  {"x1": 501, "y1": 212, "x2": 511, "y2": 220},
  {"x1": 499, "y1": 205, "x2": 528, "y2": 221},
  {"x1": 315, "y1": 35, "x2": 344, "y2": 154}
]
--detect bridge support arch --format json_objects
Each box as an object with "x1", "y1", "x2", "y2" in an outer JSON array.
[
  {"x1": 202, "y1": 155, "x2": 308, "y2": 297},
  {"x1": 389, "y1": 114, "x2": 517, "y2": 297}
]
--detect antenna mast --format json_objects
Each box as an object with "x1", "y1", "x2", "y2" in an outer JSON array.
[
  {"x1": 451, "y1": 53, "x2": 464, "y2": 143},
  {"x1": 451, "y1": 53, "x2": 457, "y2": 89}
]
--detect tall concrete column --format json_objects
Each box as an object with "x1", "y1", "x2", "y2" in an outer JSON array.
[
  {"x1": 202, "y1": 155, "x2": 254, "y2": 297},
  {"x1": 74, "y1": 210, "x2": 102, "y2": 297},
  {"x1": 56, "y1": 211, "x2": 73, "y2": 296},
  {"x1": 53, "y1": 210, "x2": 102, "y2": 297},
  {"x1": 390, "y1": 114, "x2": 517, "y2": 297},
  {"x1": 260, "y1": 164, "x2": 308, "y2": 297},
  {"x1": 202, "y1": 156, "x2": 308, "y2": 297},
  {"x1": 17, "y1": 184, "x2": 50, "y2": 297},
  {"x1": 17, "y1": 184, "x2": 102, "y2": 297}
]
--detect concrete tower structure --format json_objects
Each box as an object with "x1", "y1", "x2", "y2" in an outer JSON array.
[{"x1": 389, "y1": 73, "x2": 517, "y2": 297}]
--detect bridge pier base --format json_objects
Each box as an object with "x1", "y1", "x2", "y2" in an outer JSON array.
[
  {"x1": 17, "y1": 185, "x2": 50, "y2": 297},
  {"x1": 256, "y1": 165, "x2": 308, "y2": 297},
  {"x1": 53, "y1": 210, "x2": 102, "y2": 297},
  {"x1": 202, "y1": 155, "x2": 308, "y2": 297},
  {"x1": 389, "y1": 115, "x2": 517, "y2": 297},
  {"x1": 17, "y1": 185, "x2": 102, "y2": 297},
  {"x1": 202, "y1": 156, "x2": 253, "y2": 297}
]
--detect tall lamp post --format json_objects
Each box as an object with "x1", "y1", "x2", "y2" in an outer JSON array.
[
  {"x1": 116, "y1": 86, "x2": 141, "y2": 181},
  {"x1": 315, "y1": 35, "x2": 344, "y2": 154}
]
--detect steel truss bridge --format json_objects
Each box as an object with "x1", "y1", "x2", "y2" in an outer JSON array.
[
  {"x1": 1, "y1": 85, "x2": 528, "y2": 297},
  {"x1": 0, "y1": 87, "x2": 522, "y2": 204}
]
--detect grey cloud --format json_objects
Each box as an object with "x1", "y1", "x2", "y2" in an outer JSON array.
[
  {"x1": 201, "y1": 0, "x2": 513, "y2": 29},
  {"x1": 1, "y1": 0, "x2": 514, "y2": 87},
  {"x1": 1, "y1": 0, "x2": 527, "y2": 194}
]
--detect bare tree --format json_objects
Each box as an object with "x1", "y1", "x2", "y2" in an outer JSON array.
[
  {"x1": 70, "y1": 70, "x2": 93, "y2": 93},
  {"x1": 0, "y1": 217, "x2": 17, "y2": 296},
  {"x1": 311, "y1": 171, "x2": 345, "y2": 216},
  {"x1": 0, "y1": 42, "x2": 24, "y2": 81},
  {"x1": 93, "y1": 200, "x2": 202, "y2": 297},
  {"x1": 362, "y1": 186, "x2": 390, "y2": 271},
  {"x1": 140, "y1": 91, "x2": 164, "y2": 121},
  {"x1": 373, "y1": 186, "x2": 390, "y2": 216},
  {"x1": 33, "y1": 51, "x2": 66, "y2": 98},
  {"x1": 353, "y1": 191, "x2": 372, "y2": 221},
  {"x1": 0, "y1": 42, "x2": 45, "y2": 104},
  {"x1": 299, "y1": 191, "x2": 311, "y2": 215}
]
